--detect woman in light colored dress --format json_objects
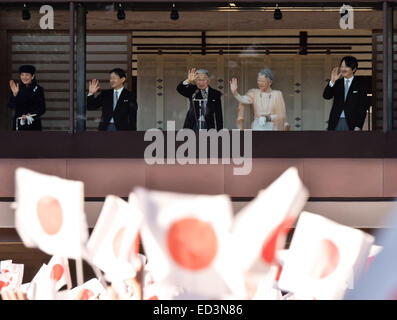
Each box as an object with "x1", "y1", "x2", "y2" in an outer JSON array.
[{"x1": 230, "y1": 69, "x2": 287, "y2": 130}]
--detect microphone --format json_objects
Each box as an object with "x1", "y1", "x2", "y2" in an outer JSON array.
[{"x1": 192, "y1": 89, "x2": 200, "y2": 100}]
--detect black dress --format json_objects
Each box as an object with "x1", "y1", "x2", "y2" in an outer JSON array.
[{"x1": 8, "y1": 81, "x2": 46, "y2": 131}]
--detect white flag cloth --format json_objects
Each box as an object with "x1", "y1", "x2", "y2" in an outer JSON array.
[
  {"x1": 231, "y1": 167, "x2": 308, "y2": 273},
  {"x1": 68, "y1": 278, "x2": 106, "y2": 300},
  {"x1": 250, "y1": 265, "x2": 283, "y2": 300},
  {"x1": 0, "y1": 260, "x2": 24, "y2": 289},
  {"x1": 134, "y1": 187, "x2": 247, "y2": 299},
  {"x1": 0, "y1": 274, "x2": 10, "y2": 291},
  {"x1": 86, "y1": 195, "x2": 142, "y2": 282},
  {"x1": 27, "y1": 264, "x2": 56, "y2": 300},
  {"x1": 47, "y1": 256, "x2": 72, "y2": 291},
  {"x1": 143, "y1": 282, "x2": 183, "y2": 300},
  {"x1": 8, "y1": 264, "x2": 24, "y2": 288},
  {"x1": 14, "y1": 168, "x2": 88, "y2": 259},
  {"x1": 278, "y1": 212, "x2": 374, "y2": 300},
  {"x1": 230, "y1": 167, "x2": 308, "y2": 298},
  {"x1": 1, "y1": 260, "x2": 12, "y2": 274}
]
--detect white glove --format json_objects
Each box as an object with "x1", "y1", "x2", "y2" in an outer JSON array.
[
  {"x1": 26, "y1": 115, "x2": 35, "y2": 125},
  {"x1": 19, "y1": 118, "x2": 26, "y2": 126},
  {"x1": 258, "y1": 116, "x2": 266, "y2": 127}
]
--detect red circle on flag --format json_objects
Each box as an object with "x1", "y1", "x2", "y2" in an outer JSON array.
[
  {"x1": 37, "y1": 196, "x2": 63, "y2": 235},
  {"x1": 261, "y1": 216, "x2": 296, "y2": 264},
  {"x1": 311, "y1": 239, "x2": 340, "y2": 279},
  {"x1": 148, "y1": 295, "x2": 159, "y2": 300},
  {"x1": 80, "y1": 288, "x2": 94, "y2": 300},
  {"x1": 113, "y1": 227, "x2": 125, "y2": 258},
  {"x1": 128, "y1": 233, "x2": 141, "y2": 263},
  {"x1": 166, "y1": 217, "x2": 218, "y2": 271},
  {"x1": 50, "y1": 264, "x2": 64, "y2": 282}
]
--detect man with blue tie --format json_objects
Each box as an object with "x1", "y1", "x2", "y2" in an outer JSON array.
[
  {"x1": 87, "y1": 68, "x2": 138, "y2": 131},
  {"x1": 323, "y1": 56, "x2": 369, "y2": 131}
]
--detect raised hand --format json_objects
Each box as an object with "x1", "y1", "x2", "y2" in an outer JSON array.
[
  {"x1": 1, "y1": 287, "x2": 27, "y2": 300},
  {"x1": 187, "y1": 68, "x2": 198, "y2": 84},
  {"x1": 9, "y1": 80, "x2": 19, "y2": 97},
  {"x1": 89, "y1": 79, "x2": 100, "y2": 95},
  {"x1": 330, "y1": 67, "x2": 342, "y2": 84},
  {"x1": 230, "y1": 77, "x2": 238, "y2": 94}
]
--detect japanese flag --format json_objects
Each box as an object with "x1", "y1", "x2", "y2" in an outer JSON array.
[
  {"x1": 0, "y1": 274, "x2": 10, "y2": 291},
  {"x1": 14, "y1": 168, "x2": 88, "y2": 259},
  {"x1": 27, "y1": 264, "x2": 57, "y2": 300},
  {"x1": 68, "y1": 278, "x2": 106, "y2": 300},
  {"x1": 231, "y1": 167, "x2": 308, "y2": 297},
  {"x1": 0, "y1": 260, "x2": 24, "y2": 289},
  {"x1": 134, "y1": 187, "x2": 246, "y2": 299},
  {"x1": 47, "y1": 256, "x2": 72, "y2": 291},
  {"x1": 85, "y1": 195, "x2": 142, "y2": 282},
  {"x1": 278, "y1": 212, "x2": 374, "y2": 300},
  {"x1": 1, "y1": 260, "x2": 12, "y2": 274},
  {"x1": 231, "y1": 168, "x2": 308, "y2": 273}
]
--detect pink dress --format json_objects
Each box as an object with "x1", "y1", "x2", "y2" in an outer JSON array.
[{"x1": 234, "y1": 89, "x2": 287, "y2": 131}]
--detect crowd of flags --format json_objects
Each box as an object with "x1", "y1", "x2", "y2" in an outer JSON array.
[{"x1": 0, "y1": 166, "x2": 393, "y2": 299}]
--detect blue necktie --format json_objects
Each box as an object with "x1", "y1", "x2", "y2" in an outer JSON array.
[
  {"x1": 344, "y1": 79, "x2": 350, "y2": 102},
  {"x1": 113, "y1": 90, "x2": 119, "y2": 110},
  {"x1": 110, "y1": 90, "x2": 118, "y2": 124}
]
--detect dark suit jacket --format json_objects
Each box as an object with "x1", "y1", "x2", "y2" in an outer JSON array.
[
  {"x1": 323, "y1": 77, "x2": 369, "y2": 130},
  {"x1": 87, "y1": 88, "x2": 138, "y2": 131},
  {"x1": 177, "y1": 81, "x2": 223, "y2": 131}
]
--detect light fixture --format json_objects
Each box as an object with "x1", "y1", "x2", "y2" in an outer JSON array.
[
  {"x1": 170, "y1": 3, "x2": 179, "y2": 20},
  {"x1": 229, "y1": 1, "x2": 237, "y2": 7},
  {"x1": 22, "y1": 3, "x2": 31, "y2": 21},
  {"x1": 117, "y1": 3, "x2": 125, "y2": 20},
  {"x1": 274, "y1": 4, "x2": 282, "y2": 20}
]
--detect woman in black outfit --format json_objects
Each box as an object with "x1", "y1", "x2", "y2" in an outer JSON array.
[{"x1": 8, "y1": 65, "x2": 46, "y2": 131}]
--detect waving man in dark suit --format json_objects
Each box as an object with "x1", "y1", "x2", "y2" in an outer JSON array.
[
  {"x1": 87, "y1": 68, "x2": 138, "y2": 131},
  {"x1": 323, "y1": 56, "x2": 369, "y2": 131},
  {"x1": 177, "y1": 68, "x2": 223, "y2": 131}
]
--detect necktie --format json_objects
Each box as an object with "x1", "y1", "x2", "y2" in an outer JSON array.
[
  {"x1": 344, "y1": 79, "x2": 350, "y2": 102},
  {"x1": 113, "y1": 90, "x2": 119, "y2": 110},
  {"x1": 198, "y1": 90, "x2": 207, "y2": 129},
  {"x1": 201, "y1": 90, "x2": 207, "y2": 111}
]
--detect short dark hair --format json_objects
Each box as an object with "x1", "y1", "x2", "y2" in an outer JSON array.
[
  {"x1": 109, "y1": 68, "x2": 126, "y2": 79},
  {"x1": 340, "y1": 56, "x2": 358, "y2": 71}
]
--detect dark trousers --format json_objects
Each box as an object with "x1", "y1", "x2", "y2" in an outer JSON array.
[{"x1": 106, "y1": 123, "x2": 117, "y2": 131}]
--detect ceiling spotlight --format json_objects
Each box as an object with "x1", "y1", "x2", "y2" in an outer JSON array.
[
  {"x1": 229, "y1": 1, "x2": 237, "y2": 7},
  {"x1": 22, "y1": 3, "x2": 31, "y2": 21},
  {"x1": 274, "y1": 4, "x2": 282, "y2": 20},
  {"x1": 117, "y1": 3, "x2": 125, "y2": 20},
  {"x1": 170, "y1": 3, "x2": 179, "y2": 21}
]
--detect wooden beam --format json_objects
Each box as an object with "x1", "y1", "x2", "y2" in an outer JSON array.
[{"x1": 0, "y1": 9, "x2": 388, "y2": 30}]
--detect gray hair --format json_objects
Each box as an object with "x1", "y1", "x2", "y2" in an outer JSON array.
[
  {"x1": 196, "y1": 69, "x2": 210, "y2": 78},
  {"x1": 258, "y1": 68, "x2": 274, "y2": 81}
]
